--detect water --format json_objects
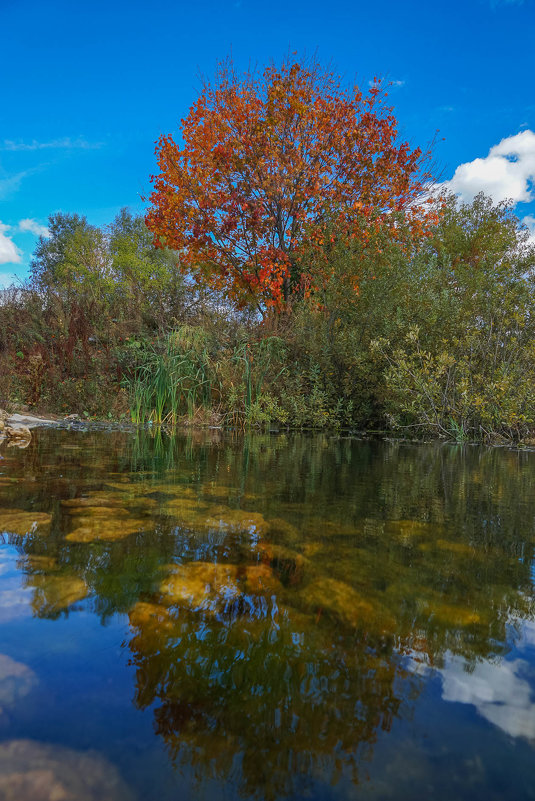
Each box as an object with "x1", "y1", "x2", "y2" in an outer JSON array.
[{"x1": 0, "y1": 428, "x2": 534, "y2": 800}]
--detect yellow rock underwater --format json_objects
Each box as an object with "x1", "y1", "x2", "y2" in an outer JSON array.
[
  {"x1": 159, "y1": 562, "x2": 241, "y2": 613},
  {"x1": 299, "y1": 577, "x2": 396, "y2": 634},
  {"x1": 62, "y1": 492, "x2": 155, "y2": 542},
  {"x1": 158, "y1": 559, "x2": 283, "y2": 616},
  {"x1": 0, "y1": 509, "x2": 52, "y2": 537},
  {"x1": 164, "y1": 498, "x2": 268, "y2": 535},
  {"x1": 66, "y1": 515, "x2": 150, "y2": 542}
]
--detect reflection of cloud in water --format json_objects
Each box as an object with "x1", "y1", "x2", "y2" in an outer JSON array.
[
  {"x1": 405, "y1": 618, "x2": 535, "y2": 742},
  {"x1": 520, "y1": 618, "x2": 535, "y2": 648},
  {"x1": 0, "y1": 739, "x2": 133, "y2": 801},
  {"x1": 0, "y1": 654, "x2": 37, "y2": 717},
  {"x1": 0, "y1": 546, "x2": 32, "y2": 622},
  {"x1": 440, "y1": 656, "x2": 535, "y2": 740}
]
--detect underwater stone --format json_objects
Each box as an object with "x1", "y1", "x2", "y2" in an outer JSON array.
[
  {"x1": 61, "y1": 495, "x2": 128, "y2": 509},
  {"x1": 243, "y1": 563, "x2": 283, "y2": 595},
  {"x1": 300, "y1": 577, "x2": 396, "y2": 633},
  {"x1": 0, "y1": 509, "x2": 52, "y2": 537},
  {"x1": 164, "y1": 499, "x2": 268, "y2": 535},
  {"x1": 423, "y1": 600, "x2": 481, "y2": 627},
  {"x1": 66, "y1": 513, "x2": 150, "y2": 542},
  {"x1": 159, "y1": 562, "x2": 241, "y2": 613},
  {"x1": 267, "y1": 517, "x2": 301, "y2": 545},
  {"x1": 64, "y1": 506, "x2": 131, "y2": 519},
  {"x1": 258, "y1": 543, "x2": 308, "y2": 586}
]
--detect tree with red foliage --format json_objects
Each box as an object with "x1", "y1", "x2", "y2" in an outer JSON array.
[{"x1": 146, "y1": 57, "x2": 433, "y2": 310}]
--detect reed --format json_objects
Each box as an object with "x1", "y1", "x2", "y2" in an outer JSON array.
[{"x1": 124, "y1": 326, "x2": 218, "y2": 424}]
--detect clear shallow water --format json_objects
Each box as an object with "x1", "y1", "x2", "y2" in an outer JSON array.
[{"x1": 0, "y1": 429, "x2": 534, "y2": 800}]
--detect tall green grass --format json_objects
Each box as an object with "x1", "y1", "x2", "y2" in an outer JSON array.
[{"x1": 124, "y1": 326, "x2": 218, "y2": 424}]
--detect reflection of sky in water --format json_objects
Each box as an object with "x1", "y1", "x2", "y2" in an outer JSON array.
[
  {"x1": 409, "y1": 619, "x2": 535, "y2": 742},
  {"x1": 440, "y1": 655, "x2": 535, "y2": 740},
  {"x1": 0, "y1": 544, "x2": 33, "y2": 622}
]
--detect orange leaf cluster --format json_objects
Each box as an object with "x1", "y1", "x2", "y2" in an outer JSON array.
[{"x1": 146, "y1": 57, "x2": 434, "y2": 309}]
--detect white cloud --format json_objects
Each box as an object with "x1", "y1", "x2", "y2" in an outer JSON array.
[
  {"x1": 522, "y1": 214, "x2": 535, "y2": 244},
  {"x1": 0, "y1": 137, "x2": 102, "y2": 152},
  {"x1": 18, "y1": 218, "x2": 49, "y2": 238},
  {"x1": 0, "y1": 170, "x2": 31, "y2": 200},
  {"x1": 0, "y1": 223, "x2": 21, "y2": 265},
  {"x1": 444, "y1": 130, "x2": 535, "y2": 205}
]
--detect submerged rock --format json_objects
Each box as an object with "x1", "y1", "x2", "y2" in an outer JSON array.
[
  {"x1": 20, "y1": 555, "x2": 58, "y2": 573},
  {"x1": 419, "y1": 538, "x2": 477, "y2": 557},
  {"x1": 0, "y1": 509, "x2": 52, "y2": 537},
  {"x1": 0, "y1": 739, "x2": 132, "y2": 800},
  {"x1": 243, "y1": 563, "x2": 283, "y2": 595},
  {"x1": 201, "y1": 507, "x2": 268, "y2": 535},
  {"x1": 61, "y1": 494, "x2": 129, "y2": 510},
  {"x1": 164, "y1": 497, "x2": 268, "y2": 536},
  {"x1": 299, "y1": 577, "x2": 396, "y2": 634},
  {"x1": 258, "y1": 543, "x2": 308, "y2": 586},
  {"x1": 62, "y1": 491, "x2": 158, "y2": 543},
  {"x1": 384, "y1": 519, "x2": 441, "y2": 544},
  {"x1": 160, "y1": 562, "x2": 241, "y2": 613},
  {"x1": 304, "y1": 517, "x2": 362, "y2": 540},
  {"x1": 423, "y1": 599, "x2": 482, "y2": 627},
  {"x1": 267, "y1": 517, "x2": 301, "y2": 545},
  {"x1": 66, "y1": 506, "x2": 131, "y2": 520},
  {"x1": 159, "y1": 560, "x2": 282, "y2": 617},
  {"x1": 64, "y1": 494, "x2": 153, "y2": 542},
  {"x1": 65, "y1": 516, "x2": 149, "y2": 542}
]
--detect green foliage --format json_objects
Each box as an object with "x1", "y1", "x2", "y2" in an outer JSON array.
[
  {"x1": 108, "y1": 208, "x2": 186, "y2": 330},
  {"x1": 1, "y1": 193, "x2": 535, "y2": 441},
  {"x1": 124, "y1": 326, "x2": 218, "y2": 424},
  {"x1": 30, "y1": 212, "x2": 108, "y2": 294},
  {"x1": 372, "y1": 194, "x2": 535, "y2": 440}
]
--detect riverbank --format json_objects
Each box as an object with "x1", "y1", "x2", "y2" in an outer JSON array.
[
  {"x1": 2, "y1": 196, "x2": 535, "y2": 445},
  {"x1": 2, "y1": 405, "x2": 535, "y2": 450}
]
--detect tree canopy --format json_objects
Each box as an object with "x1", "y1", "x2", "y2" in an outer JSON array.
[{"x1": 146, "y1": 57, "x2": 433, "y2": 309}]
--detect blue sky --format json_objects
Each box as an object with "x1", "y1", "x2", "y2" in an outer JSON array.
[{"x1": 1, "y1": 0, "x2": 534, "y2": 285}]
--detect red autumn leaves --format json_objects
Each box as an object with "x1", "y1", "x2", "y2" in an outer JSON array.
[{"x1": 146, "y1": 58, "x2": 433, "y2": 309}]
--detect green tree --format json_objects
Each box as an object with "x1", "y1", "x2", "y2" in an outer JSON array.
[
  {"x1": 30, "y1": 212, "x2": 109, "y2": 297},
  {"x1": 373, "y1": 193, "x2": 535, "y2": 439},
  {"x1": 108, "y1": 208, "x2": 186, "y2": 331}
]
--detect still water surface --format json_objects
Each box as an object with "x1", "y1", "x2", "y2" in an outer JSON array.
[{"x1": 0, "y1": 429, "x2": 534, "y2": 800}]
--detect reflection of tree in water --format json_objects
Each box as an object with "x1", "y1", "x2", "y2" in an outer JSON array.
[
  {"x1": 3, "y1": 430, "x2": 535, "y2": 795},
  {"x1": 127, "y1": 593, "x2": 416, "y2": 799}
]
